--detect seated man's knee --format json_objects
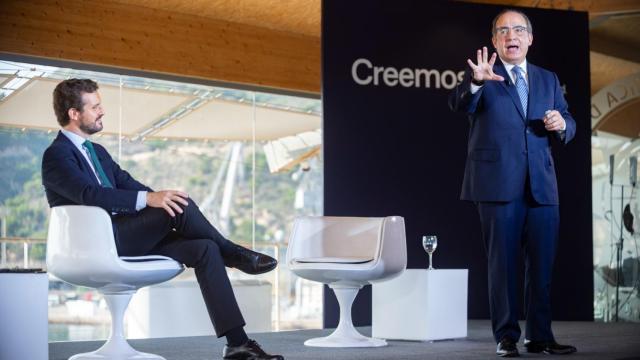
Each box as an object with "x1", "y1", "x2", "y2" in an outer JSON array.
[{"x1": 180, "y1": 197, "x2": 200, "y2": 215}]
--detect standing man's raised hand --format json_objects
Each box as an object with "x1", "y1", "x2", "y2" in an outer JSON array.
[{"x1": 467, "y1": 46, "x2": 505, "y2": 83}]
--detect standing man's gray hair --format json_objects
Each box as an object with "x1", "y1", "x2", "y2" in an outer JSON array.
[{"x1": 491, "y1": 9, "x2": 533, "y2": 35}]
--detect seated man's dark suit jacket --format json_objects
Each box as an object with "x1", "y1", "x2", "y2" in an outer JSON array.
[{"x1": 42, "y1": 131, "x2": 151, "y2": 214}]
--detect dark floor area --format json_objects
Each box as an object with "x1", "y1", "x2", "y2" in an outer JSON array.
[{"x1": 49, "y1": 320, "x2": 640, "y2": 360}]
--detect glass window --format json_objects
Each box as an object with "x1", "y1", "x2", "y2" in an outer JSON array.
[
  {"x1": 0, "y1": 59, "x2": 323, "y2": 340},
  {"x1": 592, "y1": 131, "x2": 640, "y2": 322}
]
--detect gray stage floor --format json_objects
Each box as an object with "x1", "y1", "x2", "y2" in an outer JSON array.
[{"x1": 50, "y1": 320, "x2": 640, "y2": 360}]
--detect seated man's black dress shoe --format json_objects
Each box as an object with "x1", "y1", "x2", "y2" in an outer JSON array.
[
  {"x1": 223, "y1": 339, "x2": 284, "y2": 360},
  {"x1": 524, "y1": 340, "x2": 577, "y2": 355},
  {"x1": 226, "y1": 244, "x2": 278, "y2": 275},
  {"x1": 496, "y1": 338, "x2": 519, "y2": 357}
]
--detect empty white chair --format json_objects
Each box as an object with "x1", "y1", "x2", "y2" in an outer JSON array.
[
  {"x1": 47, "y1": 205, "x2": 184, "y2": 360},
  {"x1": 286, "y1": 216, "x2": 406, "y2": 347}
]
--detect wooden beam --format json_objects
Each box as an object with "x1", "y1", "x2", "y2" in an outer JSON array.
[
  {"x1": 458, "y1": 0, "x2": 640, "y2": 16},
  {"x1": 0, "y1": 0, "x2": 321, "y2": 94}
]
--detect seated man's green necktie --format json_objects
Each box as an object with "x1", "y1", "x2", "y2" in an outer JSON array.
[{"x1": 83, "y1": 140, "x2": 113, "y2": 188}]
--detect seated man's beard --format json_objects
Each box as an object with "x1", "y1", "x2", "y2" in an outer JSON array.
[{"x1": 80, "y1": 121, "x2": 102, "y2": 135}]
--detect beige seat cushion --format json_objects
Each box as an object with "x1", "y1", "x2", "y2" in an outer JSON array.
[{"x1": 293, "y1": 256, "x2": 373, "y2": 264}]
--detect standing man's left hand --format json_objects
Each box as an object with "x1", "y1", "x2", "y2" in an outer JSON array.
[{"x1": 544, "y1": 110, "x2": 566, "y2": 132}]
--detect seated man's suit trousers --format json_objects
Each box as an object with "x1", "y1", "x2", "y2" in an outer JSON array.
[{"x1": 114, "y1": 198, "x2": 246, "y2": 337}]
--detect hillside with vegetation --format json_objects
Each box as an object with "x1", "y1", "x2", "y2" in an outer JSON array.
[{"x1": 0, "y1": 127, "x2": 322, "y2": 265}]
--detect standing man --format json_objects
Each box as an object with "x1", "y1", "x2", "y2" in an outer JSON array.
[
  {"x1": 42, "y1": 78, "x2": 284, "y2": 360},
  {"x1": 449, "y1": 9, "x2": 577, "y2": 357}
]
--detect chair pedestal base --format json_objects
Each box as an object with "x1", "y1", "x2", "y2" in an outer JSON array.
[
  {"x1": 304, "y1": 331, "x2": 387, "y2": 348},
  {"x1": 69, "y1": 349, "x2": 165, "y2": 360},
  {"x1": 304, "y1": 284, "x2": 387, "y2": 348},
  {"x1": 69, "y1": 291, "x2": 166, "y2": 360}
]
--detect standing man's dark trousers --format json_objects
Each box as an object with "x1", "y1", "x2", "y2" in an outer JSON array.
[
  {"x1": 476, "y1": 189, "x2": 559, "y2": 344},
  {"x1": 112, "y1": 198, "x2": 246, "y2": 337}
]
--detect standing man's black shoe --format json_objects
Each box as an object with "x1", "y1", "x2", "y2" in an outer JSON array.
[
  {"x1": 524, "y1": 340, "x2": 577, "y2": 355},
  {"x1": 226, "y1": 244, "x2": 278, "y2": 275},
  {"x1": 223, "y1": 339, "x2": 284, "y2": 360},
  {"x1": 496, "y1": 338, "x2": 519, "y2": 357}
]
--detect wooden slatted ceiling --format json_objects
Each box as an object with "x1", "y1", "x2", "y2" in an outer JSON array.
[
  {"x1": 0, "y1": 0, "x2": 638, "y2": 94},
  {"x1": 0, "y1": 0, "x2": 320, "y2": 93}
]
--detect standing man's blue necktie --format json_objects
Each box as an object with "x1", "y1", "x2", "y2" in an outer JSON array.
[
  {"x1": 83, "y1": 140, "x2": 113, "y2": 188},
  {"x1": 512, "y1": 66, "x2": 528, "y2": 116}
]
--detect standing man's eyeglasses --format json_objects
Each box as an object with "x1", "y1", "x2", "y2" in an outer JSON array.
[{"x1": 494, "y1": 26, "x2": 529, "y2": 36}]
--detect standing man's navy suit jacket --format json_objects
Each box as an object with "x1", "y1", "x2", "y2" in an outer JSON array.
[
  {"x1": 449, "y1": 62, "x2": 576, "y2": 205},
  {"x1": 42, "y1": 131, "x2": 152, "y2": 214}
]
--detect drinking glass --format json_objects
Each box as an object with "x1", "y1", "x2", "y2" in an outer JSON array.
[{"x1": 422, "y1": 235, "x2": 438, "y2": 270}]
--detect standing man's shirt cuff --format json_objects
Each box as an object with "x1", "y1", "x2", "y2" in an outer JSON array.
[
  {"x1": 136, "y1": 191, "x2": 147, "y2": 211},
  {"x1": 470, "y1": 83, "x2": 483, "y2": 94},
  {"x1": 556, "y1": 120, "x2": 567, "y2": 141},
  {"x1": 557, "y1": 130, "x2": 566, "y2": 141}
]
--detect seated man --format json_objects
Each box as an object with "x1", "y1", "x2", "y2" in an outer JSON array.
[{"x1": 42, "y1": 78, "x2": 284, "y2": 360}]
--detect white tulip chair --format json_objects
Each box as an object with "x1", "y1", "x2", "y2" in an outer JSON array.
[
  {"x1": 286, "y1": 216, "x2": 407, "y2": 347},
  {"x1": 47, "y1": 205, "x2": 184, "y2": 360}
]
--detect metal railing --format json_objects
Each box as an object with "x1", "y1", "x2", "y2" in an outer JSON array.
[
  {"x1": 0, "y1": 237, "x2": 46, "y2": 269},
  {"x1": 0, "y1": 236, "x2": 304, "y2": 331}
]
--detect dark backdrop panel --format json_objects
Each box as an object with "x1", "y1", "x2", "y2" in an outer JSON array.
[{"x1": 322, "y1": 0, "x2": 592, "y2": 328}]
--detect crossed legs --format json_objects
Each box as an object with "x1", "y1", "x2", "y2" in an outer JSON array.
[{"x1": 113, "y1": 198, "x2": 244, "y2": 336}]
